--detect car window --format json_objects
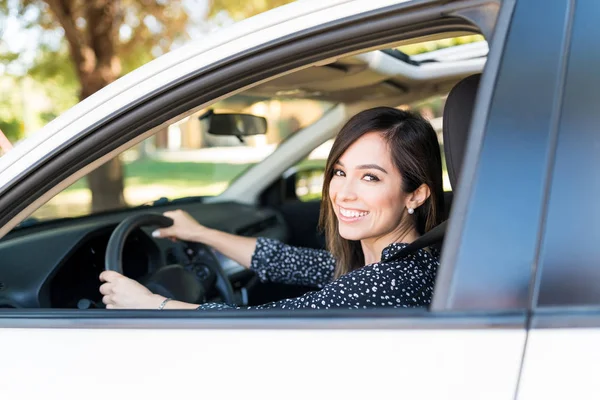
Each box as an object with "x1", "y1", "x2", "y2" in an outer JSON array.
[
  {"x1": 535, "y1": 1, "x2": 600, "y2": 307},
  {"x1": 402, "y1": 95, "x2": 451, "y2": 192},
  {"x1": 28, "y1": 95, "x2": 333, "y2": 222},
  {"x1": 289, "y1": 140, "x2": 331, "y2": 202}
]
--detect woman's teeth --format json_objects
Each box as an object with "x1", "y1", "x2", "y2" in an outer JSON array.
[{"x1": 340, "y1": 207, "x2": 369, "y2": 218}]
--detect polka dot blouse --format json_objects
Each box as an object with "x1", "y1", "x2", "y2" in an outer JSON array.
[{"x1": 196, "y1": 237, "x2": 439, "y2": 311}]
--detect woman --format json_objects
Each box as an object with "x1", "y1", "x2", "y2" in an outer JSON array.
[{"x1": 99, "y1": 107, "x2": 445, "y2": 310}]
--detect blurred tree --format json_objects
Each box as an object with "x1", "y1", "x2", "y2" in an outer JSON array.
[
  {"x1": 27, "y1": 44, "x2": 79, "y2": 116},
  {"x1": 0, "y1": 0, "x2": 296, "y2": 212},
  {"x1": 0, "y1": 0, "x2": 189, "y2": 212},
  {"x1": 0, "y1": 118, "x2": 21, "y2": 142}
]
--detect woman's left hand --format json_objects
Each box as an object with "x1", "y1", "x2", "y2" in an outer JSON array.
[{"x1": 99, "y1": 271, "x2": 164, "y2": 309}]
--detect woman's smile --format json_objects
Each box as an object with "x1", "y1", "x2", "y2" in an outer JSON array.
[{"x1": 337, "y1": 206, "x2": 370, "y2": 222}]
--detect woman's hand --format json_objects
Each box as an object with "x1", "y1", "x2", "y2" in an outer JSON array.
[
  {"x1": 152, "y1": 209, "x2": 210, "y2": 243},
  {"x1": 99, "y1": 270, "x2": 164, "y2": 309}
]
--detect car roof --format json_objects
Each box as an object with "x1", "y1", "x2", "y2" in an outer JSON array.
[{"x1": 244, "y1": 41, "x2": 486, "y2": 104}]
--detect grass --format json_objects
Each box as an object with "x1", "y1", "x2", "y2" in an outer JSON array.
[
  {"x1": 32, "y1": 159, "x2": 255, "y2": 221},
  {"x1": 126, "y1": 160, "x2": 253, "y2": 188},
  {"x1": 62, "y1": 160, "x2": 254, "y2": 194}
]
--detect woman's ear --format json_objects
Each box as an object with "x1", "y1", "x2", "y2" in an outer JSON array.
[{"x1": 407, "y1": 184, "x2": 431, "y2": 209}]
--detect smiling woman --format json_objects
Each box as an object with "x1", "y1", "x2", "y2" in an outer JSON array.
[
  {"x1": 323, "y1": 107, "x2": 444, "y2": 278},
  {"x1": 100, "y1": 107, "x2": 445, "y2": 311}
]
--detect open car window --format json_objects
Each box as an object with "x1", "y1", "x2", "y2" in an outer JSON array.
[{"x1": 27, "y1": 96, "x2": 333, "y2": 223}]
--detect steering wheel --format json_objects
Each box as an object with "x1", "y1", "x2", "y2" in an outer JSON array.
[{"x1": 105, "y1": 213, "x2": 236, "y2": 305}]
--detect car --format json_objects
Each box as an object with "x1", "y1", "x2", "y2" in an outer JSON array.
[{"x1": 1, "y1": 0, "x2": 598, "y2": 398}]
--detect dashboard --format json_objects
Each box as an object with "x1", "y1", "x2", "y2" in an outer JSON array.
[
  {"x1": 49, "y1": 228, "x2": 155, "y2": 308},
  {"x1": 0, "y1": 201, "x2": 289, "y2": 308}
]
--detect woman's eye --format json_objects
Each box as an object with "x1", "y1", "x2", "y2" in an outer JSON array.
[
  {"x1": 363, "y1": 174, "x2": 380, "y2": 182},
  {"x1": 333, "y1": 169, "x2": 345, "y2": 177}
]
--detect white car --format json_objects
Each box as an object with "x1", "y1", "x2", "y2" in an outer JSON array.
[{"x1": 1, "y1": 0, "x2": 597, "y2": 399}]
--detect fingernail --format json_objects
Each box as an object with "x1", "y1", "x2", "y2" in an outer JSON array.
[{"x1": 152, "y1": 230, "x2": 160, "y2": 238}]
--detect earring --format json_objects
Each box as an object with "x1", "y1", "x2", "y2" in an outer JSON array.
[{"x1": 408, "y1": 207, "x2": 414, "y2": 215}]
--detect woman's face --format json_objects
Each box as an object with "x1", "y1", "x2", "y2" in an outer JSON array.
[{"x1": 329, "y1": 132, "x2": 410, "y2": 243}]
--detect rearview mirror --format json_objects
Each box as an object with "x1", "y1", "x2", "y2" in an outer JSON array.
[{"x1": 199, "y1": 111, "x2": 267, "y2": 140}]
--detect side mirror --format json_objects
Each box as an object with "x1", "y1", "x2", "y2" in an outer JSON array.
[
  {"x1": 199, "y1": 110, "x2": 267, "y2": 142},
  {"x1": 283, "y1": 165, "x2": 326, "y2": 201}
]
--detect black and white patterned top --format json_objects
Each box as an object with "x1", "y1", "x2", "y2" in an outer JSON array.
[{"x1": 196, "y1": 237, "x2": 439, "y2": 311}]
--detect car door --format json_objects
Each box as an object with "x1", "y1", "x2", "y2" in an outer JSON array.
[
  {"x1": 0, "y1": 0, "x2": 559, "y2": 398},
  {"x1": 517, "y1": 1, "x2": 600, "y2": 398}
]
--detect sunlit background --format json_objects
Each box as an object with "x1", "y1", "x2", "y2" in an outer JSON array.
[{"x1": 0, "y1": 0, "x2": 483, "y2": 223}]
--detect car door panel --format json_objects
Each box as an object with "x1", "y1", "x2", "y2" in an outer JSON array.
[
  {"x1": 1, "y1": 314, "x2": 526, "y2": 400},
  {"x1": 517, "y1": 314, "x2": 600, "y2": 399}
]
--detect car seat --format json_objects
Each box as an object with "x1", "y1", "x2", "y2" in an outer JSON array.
[{"x1": 389, "y1": 73, "x2": 481, "y2": 260}]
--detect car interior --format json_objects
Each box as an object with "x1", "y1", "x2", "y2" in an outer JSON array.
[{"x1": 0, "y1": 34, "x2": 485, "y2": 310}]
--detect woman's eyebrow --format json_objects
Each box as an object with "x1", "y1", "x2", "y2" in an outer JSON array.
[
  {"x1": 335, "y1": 160, "x2": 388, "y2": 174},
  {"x1": 357, "y1": 164, "x2": 388, "y2": 174}
]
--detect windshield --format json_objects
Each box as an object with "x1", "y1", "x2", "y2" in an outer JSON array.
[{"x1": 26, "y1": 95, "x2": 333, "y2": 224}]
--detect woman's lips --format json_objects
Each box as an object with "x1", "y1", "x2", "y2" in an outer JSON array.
[{"x1": 338, "y1": 206, "x2": 369, "y2": 222}]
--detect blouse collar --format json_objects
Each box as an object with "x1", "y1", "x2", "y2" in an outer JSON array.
[{"x1": 380, "y1": 242, "x2": 411, "y2": 262}]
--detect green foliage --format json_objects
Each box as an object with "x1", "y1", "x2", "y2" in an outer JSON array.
[
  {"x1": 208, "y1": 0, "x2": 296, "y2": 20},
  {"x1": 0, "y1": 118, "x2": 23, "y2": 141},
  {"x1": 0, "y1": 0, "x2": 301, "y2": 122},
  {"x1": 398, "y1": 34, "x2": 485, "y2": 55},
  {"x1": 0, "y1": 0, "x2": 193, "y2": 124},
  {"x1": 39, "y1": 110, "x2": 57, "y2": 124},
  {"x1": 116, "y1": 1, "x2": 191, "y2": 72},
  {"x1": 0, "y1": 51, "x2": 19, "y2": 63},
  {"x1": 27, "y1": 44, "x2": 78, "y2": 113}
]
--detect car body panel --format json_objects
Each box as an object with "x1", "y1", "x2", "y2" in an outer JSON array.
[
  {"x1": 2, "y1": 321, "x2": 525, "y2": 399},
  {"x1": 517, "y1": 327, "x2": 600, "y2": 399}
]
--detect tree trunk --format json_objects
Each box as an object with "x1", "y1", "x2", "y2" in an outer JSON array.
[
  {"x1": 49, "y1": 0, "x2": 125, "y2": 213},
  {"x1": 80, "y1": 70, "x2": 126, "y2": 213},
  {"x1": 87, "y1": 159, "x2": 126, "y2": 212}
]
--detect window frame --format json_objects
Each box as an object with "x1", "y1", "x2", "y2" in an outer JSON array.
[
  {"x1": 532, "y1": 0, "x2": 600, "y2": 310},
  {"x1": 0, "y1": 0, "x2": 534, "y2": 326},
  {"x1": 432, "y1": 0, "x2": 574, "y2": 312}
]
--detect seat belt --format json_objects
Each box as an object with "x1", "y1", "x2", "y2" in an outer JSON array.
[{"x1": 387, "y1": 220, "x2": 447, "y2": 262}]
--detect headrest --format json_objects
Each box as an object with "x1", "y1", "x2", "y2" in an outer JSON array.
[{"x1": 442, "y1": 73, "x2": 481, "y2": 189}]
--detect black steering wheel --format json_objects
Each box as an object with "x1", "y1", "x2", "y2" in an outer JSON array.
[{"x1": 105, "y1": 213, "x2": 236, "y2": 305}]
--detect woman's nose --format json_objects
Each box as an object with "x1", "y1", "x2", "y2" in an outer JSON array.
[{"x1": 336, "y1": 178, "x2": 358, "y2": 201}]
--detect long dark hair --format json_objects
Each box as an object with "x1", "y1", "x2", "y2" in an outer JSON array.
[{"x1": 318, "y1": 107, "x2": 444, "y2": 278}]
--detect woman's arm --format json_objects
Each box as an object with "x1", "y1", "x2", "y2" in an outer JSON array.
[
  {"x1": 100, "y1": 249, "x2": 438, "y2": 310},
  {"x1": 154, "y1": 210, "x2": 336, "y2": 287},
  {"x1": 250, "y1": 237, "x2": 335, "y2": 288},
  {"x1": 153, "y1": 210, "x2": 257, "y2": 268},
  {"x1": 199, "y1": 256, "x2": 436, "y2": 310}
]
